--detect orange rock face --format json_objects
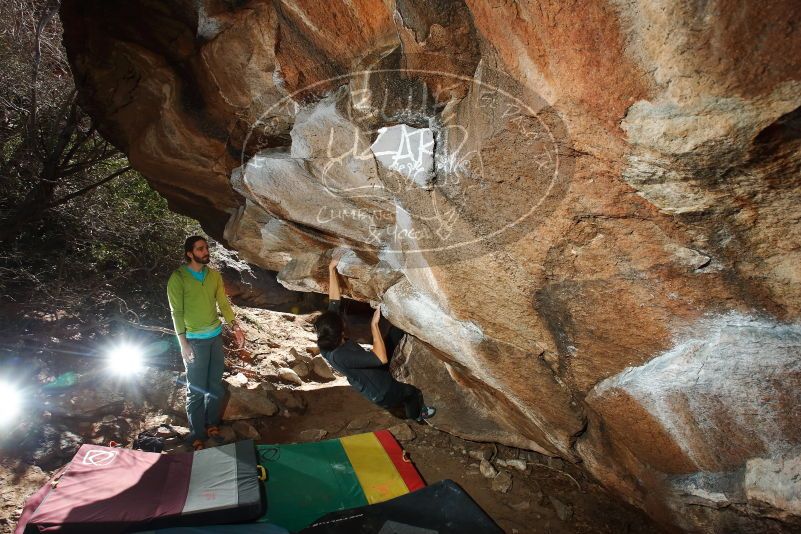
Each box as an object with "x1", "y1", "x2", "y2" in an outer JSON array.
[{"x1": 61, "y1": 1, "x2": 801, "y2": 531}]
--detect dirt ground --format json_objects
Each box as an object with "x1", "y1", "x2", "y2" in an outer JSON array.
[
  {"x1": 0, "y1": 305, "x2": 664, "y2": 534},
  {"x1": 255, "y1": 383, "x2": 662, "y2": 534}
]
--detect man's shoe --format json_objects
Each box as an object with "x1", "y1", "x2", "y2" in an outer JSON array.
[{"x1": 416, "y1": 406, "x2": 436, "y2": 423}]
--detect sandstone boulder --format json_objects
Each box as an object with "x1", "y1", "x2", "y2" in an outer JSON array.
[
  {"x1": 215, "y1": 245, "x2": 325, "y2": 313},
  {"x1": 277, "y1": 367, "x2": 303, "y2": 386},
  {"x1": 311, "y1": 356, "x2": 336, "y2": 381},
  {"x1": 222, "y1": 379, "x2": 279, "y2": 420},
  {"x1": 291, "y1": 362, "x2": 310, "y2": 380},
  {"x1": 231, "y1": 421, "x2": 261, "y2": 441}
]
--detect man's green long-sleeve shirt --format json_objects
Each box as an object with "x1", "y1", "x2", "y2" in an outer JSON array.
[{"x1": 166, "y1": 266, "x2": 235, "y2": 336}]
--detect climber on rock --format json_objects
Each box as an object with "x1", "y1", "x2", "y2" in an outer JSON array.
[{"x1": 313, "y1": 252, "x2": 436, "y2": 423}]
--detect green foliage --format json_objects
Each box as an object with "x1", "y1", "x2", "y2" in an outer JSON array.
[{"x1": 0, "y1": 167, "x2": 199, "y2": 325}]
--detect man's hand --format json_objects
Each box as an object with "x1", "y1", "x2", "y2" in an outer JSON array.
[
  {"x1": 232, "y1": 323, "x2": 246, "y2": 348},
  {"x1": 180, "y1": 342, "x2": 194, "y2": 364}
]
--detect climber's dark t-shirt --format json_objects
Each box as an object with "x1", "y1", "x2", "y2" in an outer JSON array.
[{"x1": 321, "y1": 300, "x2": 393, "y2": 404}]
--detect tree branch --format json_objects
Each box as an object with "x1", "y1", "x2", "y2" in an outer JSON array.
[
  {"x1": 58, "y1": 125, "x2": 96, "y2": 168},
  {"x1": 110, "y1": 315, "x2": 176, "y2": 336},
  {"x1": 26, "y1": 0, "x2": 62, "y2": 152},
  {"x1": 48, "y1": 165, "x2": 132, "y2": 207}
]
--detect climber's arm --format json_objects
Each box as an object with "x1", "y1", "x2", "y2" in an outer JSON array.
[
  {"x1": 328, "y1": 254, "x2": 341, "y2": 302},
  {"x1": 370, "y1": 306, "x2": 388, "y2": 364}
]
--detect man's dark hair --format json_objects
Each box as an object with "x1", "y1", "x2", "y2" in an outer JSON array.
[
  {"x1": 183, "y1": 235, "x2": 207, "y2": 262},
  {"x1": 314, "y1": 311, "x2": 344, "y2": 351}
]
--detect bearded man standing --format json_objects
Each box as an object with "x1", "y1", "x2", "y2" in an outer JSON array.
[{"x1": 167, "y1": 236, "x2": 244, "y2": 450}]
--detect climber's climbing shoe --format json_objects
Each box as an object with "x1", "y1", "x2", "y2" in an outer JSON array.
[{"x1": 417, "y1": 405, "x2": 437, "y2": 423}]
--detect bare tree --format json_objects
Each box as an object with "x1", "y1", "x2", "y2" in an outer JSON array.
[{"x1": 0, "y1": 0, "x2": 131, "y2": 243}]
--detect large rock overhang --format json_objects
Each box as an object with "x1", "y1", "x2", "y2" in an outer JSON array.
[{"x1": 61, "y1": 1, "x2": 801, "y2": 531}]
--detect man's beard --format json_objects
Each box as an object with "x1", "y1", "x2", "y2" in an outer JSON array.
[{"x1": 192, "y1": 253, "x2": 210, "y2": 264}]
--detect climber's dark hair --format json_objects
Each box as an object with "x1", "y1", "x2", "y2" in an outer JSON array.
[
  {"x1": 183, "y1": 235, "x2": 207, "y2": 262},
  {"x1": 314, "y1": 311, "x2": 344, "y2": 351}
]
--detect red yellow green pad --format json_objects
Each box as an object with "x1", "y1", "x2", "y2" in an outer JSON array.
[{"x1": 256, "y1": 430, "x2": 424, "y2": 532}]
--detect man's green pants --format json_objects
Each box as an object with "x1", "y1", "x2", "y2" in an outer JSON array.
[{"x1": 184, "y1": 335, "x2": 225, "y2": 442}]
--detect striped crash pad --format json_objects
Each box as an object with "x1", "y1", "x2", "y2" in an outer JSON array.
[
  {"x1": 16, "y1": 441, "x2": 263, "y2": 534},
  {"x1": 300, "y1": 479, "x2": 503, "y2": 533},
  {"x1": 256, "y1": 430, "x2": 424, "y2": 532}
]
